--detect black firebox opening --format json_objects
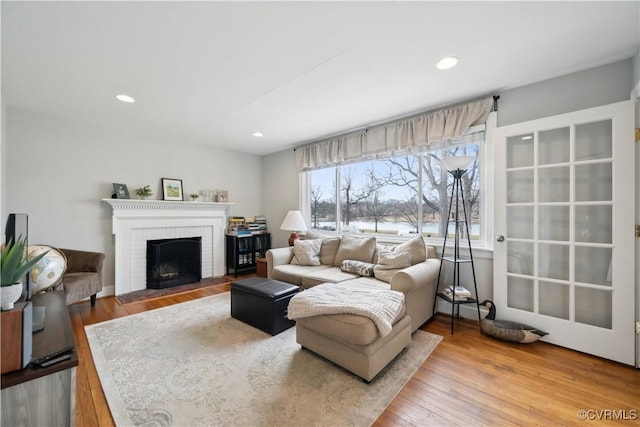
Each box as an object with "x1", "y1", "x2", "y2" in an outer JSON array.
[{"x1": 147, "y1": 237, "x2": 202, "y2": 289}]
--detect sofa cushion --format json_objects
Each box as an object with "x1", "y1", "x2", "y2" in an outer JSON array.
[
  {"x1": 334, "y1": 235, "x2": 376, "y2": 266},
  {"x1": 377, "y1": 250, "x2": 412, "y2": 268},
  {"x1": 290, "y1": 239, "x2": 322, "y2": 266},
  {"x1": 300, "y1": 267, "x2": 358, "y2": 288},
  {"x1": 319, "y1": 237, "x2": 341, "y2": 266},
  {"x1": 340, "y1": 260, "x2": 375, "y2": 277},
  {"x1": 373, "y1": 251, "x2": 411, "y2": 283},
  {"x1": 393, "y1": 235, "x2": 427, "y2": 265},
  {"x1": 341, "y1": 276, "x2": 391, "y2": 291},
  {"x1": 271, "y1": 264, "x2": 331, "y2": 286},
  {"x1": 296, "y1": 313, "x2": 381, "y2": 346}
]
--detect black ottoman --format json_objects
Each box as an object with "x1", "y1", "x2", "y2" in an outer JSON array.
[{"x1": 230, "y1": 277, "x2": 299, "y2": 335}]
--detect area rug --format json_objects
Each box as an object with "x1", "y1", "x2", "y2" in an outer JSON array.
[
  {"x1": 86, "y1": 292, "x2": 442, "y2": 427},
  {"x1": 115, "y1": 276, "x2": 230, "y2": 304}
]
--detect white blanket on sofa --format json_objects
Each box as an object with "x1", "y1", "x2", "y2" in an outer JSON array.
[{"x1": 287, "y1": 283, "x2": 405, "y2": 337}]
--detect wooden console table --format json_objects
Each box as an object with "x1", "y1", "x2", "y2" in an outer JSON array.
[{"x1": 1, "y1": 291, "x2": 78, "y2": 426}]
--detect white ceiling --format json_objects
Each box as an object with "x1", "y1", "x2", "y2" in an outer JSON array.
[{"x1": 3, "y1": 1, "x2": 639, "y2": 156}]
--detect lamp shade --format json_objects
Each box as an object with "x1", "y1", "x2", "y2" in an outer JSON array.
[
  {"x1": 280, "y1": 210, "x2": 308, "y2": 232},
  {"x1": 440, "y1": 155, "x2": 474, "y2": 171}
]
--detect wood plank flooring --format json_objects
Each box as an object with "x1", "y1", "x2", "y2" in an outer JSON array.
[{"x1": 68, "y1": 277, "x2": 639, "y2": 426}]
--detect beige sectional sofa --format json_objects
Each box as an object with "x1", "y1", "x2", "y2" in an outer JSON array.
[{"x1": 266, "y1": 234, "x2": 441, "y2": 333}]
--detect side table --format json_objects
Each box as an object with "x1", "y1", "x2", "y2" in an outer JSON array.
[
  {"x1": 1, "y1": 291, "x2": 78, "y2": 426},
  {"x1": 256, "y1": 258, "x2": 267, "y2": 277}
]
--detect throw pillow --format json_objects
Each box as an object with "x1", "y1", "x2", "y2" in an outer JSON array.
[
  {"x1": 333, "y1": 234, "x2": 377, "y2": 266},
  {"x1": 372, "y1": 243, "x2": 395, "y2": 264},
  {"x1": 373, "y1": 250, "x2": 411, "y2": 283},
  {"x1": 302, "y1": 230, "x2": 325, "y2": 240},
  {"x1": 376, "y1": 250, "x2": 412, "y2": 269},
  {"x1": 393, "y1": 235, "x2": 426, "y2": 265},
  {"x1": 290, "y1": 239, "x2": 322, "y2": 266},
  {"x1": 340, "y1": 259, "x2": 375, "y2": 277},
  {"x1": 319, "y1": 237, "x2": 341, "y2": 266}
]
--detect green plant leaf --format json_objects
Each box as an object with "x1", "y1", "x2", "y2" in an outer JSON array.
[
  {"x1": 1, "y1": 239, "x2": 24, "y2": 285},
  {"x1": 1, "y1": 238, "x2": 50, "y2": 286}
]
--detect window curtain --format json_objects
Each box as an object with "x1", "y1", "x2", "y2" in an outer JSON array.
[{"x1": 295, "y1": 97, "x2": 493, "y2": 171}]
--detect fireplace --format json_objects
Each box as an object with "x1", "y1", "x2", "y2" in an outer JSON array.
[
  {"x1": 103, "y1": 199, "x2": 229, "y2": 295},
  {"x1": 147, "y1": 237, "x2": 202, "y2": 289}
]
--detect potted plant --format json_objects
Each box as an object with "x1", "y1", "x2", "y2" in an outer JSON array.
[
  {"x1": 1, "y1": 238, "x2": 49, "y2": 310},
  {"x1": 134, "y1": 185, "x2": 153, "y2": 200}
]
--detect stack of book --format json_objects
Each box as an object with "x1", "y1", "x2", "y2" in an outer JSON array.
[
  {"x1": 227, "y1": 217, "x2": 250, "y2": 235},
  {"x1": 246, "y1": 215, "x2": 267, "y2": 234},
  {"x1": 442, "y1": 285, "x2": 472, "y2": 301}
]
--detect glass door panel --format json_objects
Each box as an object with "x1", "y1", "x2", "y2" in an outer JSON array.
[
  {"x1": 507, "y1": 277, "x2": 534, "y2": 312},
  {"x1": 539, "y1": 281, "x2": 569, "y2": 320},
  {"x1": 507, "y1": 206, "x2": 534, "y2": 239},
  {"x1": 575, "y1": 163, "x2": 612, "y2": 201},
  {"x1": 575, "y1": 247, "x2": 612, "y2": 286},
  {"x1": 538, "y1": 206, "x2": 569, "y2": 241},
  {"x1": 538, "y1": 166, "x2": 570, "y2": 202},
  {"x1": 506, "y1": 134, "x2": 533, "y2": 168},
  {"x1": 575, "y1": 120, "x2": 612, "y2": 160},
  {"x1": 507, "y1": 241, "x2": 533, "y2": 275},
  {"x1": 575, "y1": 205, "x2": 612, "y2": 243},
  {"x1": 507, "y1": 170, "x2": 534, "y2": 203},
  {"x1": 539, "y1": 127, "x2": 569, "y2": 165},
  {"x1": 575, "y1": 287, "x2": 612, "y2": 328},
  {"x1": 538, "y1": 243, "x2": 569, "y2": 281}
]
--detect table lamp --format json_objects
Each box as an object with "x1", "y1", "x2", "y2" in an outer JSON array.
[{"x1": 280, "y1": 210, "x2": 307, "y2": 246}]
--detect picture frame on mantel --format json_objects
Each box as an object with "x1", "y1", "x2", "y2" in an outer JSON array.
[
  {"x1": 215, "y1": 190, "x2": 228, "y2": 203},
  {"x1": 162, "y1": 178, "x2": 183, "y2": 201},
  {"x1": 112, "y1": 183, "x2": 130, "y2": 199}
]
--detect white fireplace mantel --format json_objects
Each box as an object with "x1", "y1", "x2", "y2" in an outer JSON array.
[{"x1": 102, "y1": 199, "x2": 232, "y2": 295}]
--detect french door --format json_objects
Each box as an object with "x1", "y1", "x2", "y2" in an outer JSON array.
[{"x1": 493, "y1": 101, "x2": 635, "y2": 365}]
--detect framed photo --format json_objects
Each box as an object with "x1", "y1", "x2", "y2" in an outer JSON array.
[
  {"x1": 112, "y1": 183, "x2": 130, "y2": 199},
  {"x1": 162, "y1": 178, "x2": 184, "y2": 201},
  {"x1": 215, "y1": 190, "x2": 228, "y2": 203}
]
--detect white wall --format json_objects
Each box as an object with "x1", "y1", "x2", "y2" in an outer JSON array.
[
  {"x1": 4, "y1": 107, "x2": 263, "y2": 296},
  {"x1": 633, "y1": 51, "x2": 640, "y2": 86},
  {"x1": 262, "y1": 148, "x2": 299, "y2": 249},
  {"x1": 1, "y1": 98, "x2": 6, "y2": 222},
  {"x1": 0, "y1": 5, "x2": 3, "y2": 220}
]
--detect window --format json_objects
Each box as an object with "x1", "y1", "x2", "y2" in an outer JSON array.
[{"x1": 306, "y1": 141, "x2": 482, "y2": 243}]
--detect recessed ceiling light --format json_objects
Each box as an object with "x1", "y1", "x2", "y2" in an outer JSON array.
[
  {"x1": 116, "y1": 94, "x2": 135, "y2": 103},
  {"x1": 253, "y1": 132, "x2": 264, "y2": 137},
  {"x1": 435, "y1": 56, "x2": 459, "y2": 70}
]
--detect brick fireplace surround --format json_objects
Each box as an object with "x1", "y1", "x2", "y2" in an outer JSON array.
[{"x1": 103, "y1": 199, "x2": 231, "y2": 296}]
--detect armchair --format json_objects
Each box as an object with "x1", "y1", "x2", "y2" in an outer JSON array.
[{"x1": 55, "y1": 248, "x2": 105, "y2": 306}]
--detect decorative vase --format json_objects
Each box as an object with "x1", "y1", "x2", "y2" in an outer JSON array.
[{"x1": 1, "y1": 283, "x2": 23, "y2": 311}]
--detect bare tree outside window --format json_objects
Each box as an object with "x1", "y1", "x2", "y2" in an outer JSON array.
[
  {"x1": 307, "y1": 142, "x2": 481, "y2": 239},
  {"x1": 309, "y1": 168, "x2": 337, "y2": 232}
]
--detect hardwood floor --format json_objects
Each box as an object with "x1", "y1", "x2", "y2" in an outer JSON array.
[{"x1": 69, "y1": 278, "x2": 639, "y2": 426}]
